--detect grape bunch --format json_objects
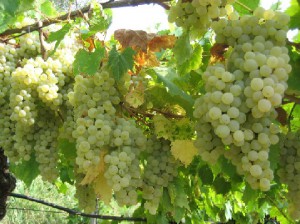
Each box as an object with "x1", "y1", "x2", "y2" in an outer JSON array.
[
  {"x1": 278, "y1": 132, "x2": 300, "y2": 220},
  {"x1": 68, "y1": 70, "x2": 120, "y2": 174},
  {"x1": 142, "y1": 137, "x2": 180, "y2": 214},
  {"x1": 104, "y1": 118, "x2": 147, "y2": 206},
  {"x1": 194, "y1": 8, "x2": 290, "y2": 191},
  {"x1": 168, "y1": 0, "x2": 236, "y2": 38}
]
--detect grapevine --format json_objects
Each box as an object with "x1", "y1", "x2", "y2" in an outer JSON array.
[{"x1": 1, "y1": 0, "x2": 300, "y2": 223}]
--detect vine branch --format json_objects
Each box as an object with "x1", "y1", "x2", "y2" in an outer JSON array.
[
  {"x1": 235, "y1": 0, "x2": 253, "y2": 13},
  {"x1": 0, "y1": 0, "x2": 170, "y2": 38},
  {"x1": 9, "y1": 193, "x2": 147, "y2": 222}
]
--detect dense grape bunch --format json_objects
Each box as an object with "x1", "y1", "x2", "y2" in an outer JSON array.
[
  {"x1": 168, "y1": 0, "x2": 236, "y2": 37},
  {"x1": 68, "y1": 70, "x2": 120, "y2": 174},
  {"x1": 278, "y1": 132, "x2": 300, "y2": 220},
  {"x1": 194, "y1": 7, "x2": 290, "y2": 191},
  {"x1": 142, "y1": 137, "x2": 180, "y2": 214},
  {"x1": 104, "y1": 118, "x2": 147, "y2": 206}
]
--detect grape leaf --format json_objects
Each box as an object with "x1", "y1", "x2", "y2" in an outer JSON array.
[
  {"x1": 286, "y1": 0, "x2": 300, "y2": 29},
  {"x1": 171, "y1": 140, "x2": 198, "y2": 167},
  {"x1": 0, "y1": 0, "x2": 20, "y2": 16},
  {"x1": 148, "y1": 35, "x2": 176, "y2": 52},
  {"x1": 47, "y1": 23, "x2": 72, "y2": 53},
  {"x1": 40, "y1": 1, "x2": 57, "y2": 17},
  {"x1": 73, "y1": 42, "x2": 105, "y2": 76},
  {"x1": 161, "y1": 188, "x2": 173, "y2": 211},
  {"x1": 213, "y1": 175, "x2": 231, "y2": 195},
  {"x1": 173, "y1": 206, "x2": 185, "y2": 223},
  {"x1": 168, "y1": 178, "x2": 189, "y2": 209},
  {"x1": 80, "y1": 150, "x2": 107, "y2": 185},
  {"x1": 198, "y1": 165, "x2": 214, "y2": 185},
  {"x1": 269, "y1": 144, "x2": 280, "y2": 171},
  {"x1": 81, "y1": 6, "x2": 112, "y2": 39},
  {"x1": 114, "y1": 29, "x2": 154, "y2": 52},
  {"x1": 149, "y1": 68, "x2": 194, "y2": 117},
  {"x1": 10, "y1": 154, "x2": 39, "y2": 187},
  {"x1": 233, "y1": 0, "x2": 259, "y2": 15},
  {"x1": 93, "y1": 173, "x2": 112, "y2": 205},
  {"x1": 58, "y1": 139, "x2": 76, "y2": 162},
  {"x1": 173, "y1": 33, "x2": 192, "y2": 65},
  {"x1": 242, "y1": 183, "x2": 260, "y2": 204},
  {"x1": 125, "y1": 81, "x2": 144, "y2": 108},
  {"x1": 108, "y1": 46, "x2": 135, "y2": 80}
]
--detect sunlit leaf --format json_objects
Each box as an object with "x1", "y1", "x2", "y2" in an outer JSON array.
[
  {"x1": 73, "y1": 42, "x2": 105, "y2": 76},
  {"x1": 108, "y1": 46, "x2": 135, "y2": 80}
]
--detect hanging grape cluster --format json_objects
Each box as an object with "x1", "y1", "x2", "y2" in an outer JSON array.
[
  {"x1": 194, "y1": 7, "x2": 290, "y2": 191},
  {"x1": 168, "y1": 0, "x2": 236, "y2": 38},
  {"x1": 278, "y1": 132, "x2": 300, "y2": 220}
]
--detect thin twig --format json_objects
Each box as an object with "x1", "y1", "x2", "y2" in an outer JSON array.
[
  {"x1": 287, "y1": 40, "x2": 300, "y2": 51},
  {"x1": 284, "y1": 94, "x2": 300, "y2": 105},
  {"x1": 287, "y1": 103, "x2": 296, "y2": 132},
  {"x1": 9, "y1": 193, "x2": 147, "y2": 222},
  {"x1": 0, "y1": 0, "x2": 171, "y2": 38},
  {"x1": 38, "y1": 21, "x2": 47, "y2": 60}
]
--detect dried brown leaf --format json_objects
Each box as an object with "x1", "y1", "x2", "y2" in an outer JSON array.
[
  {"x1": 148, "y1": 35, "x2": 176, "y2": 52},
  {"x1": 114, "y1": 29, "x2": 155, "y2": 52}
]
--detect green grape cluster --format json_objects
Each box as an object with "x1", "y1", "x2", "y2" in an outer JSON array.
[
  {"x1": 278, "y1": 132, "x2": 300, "y2": 220},
  {"x1": 104, "y1": 118, "x2": 147, "y2": 206},
  {"x1": 168, "y1": 0, "x2": 236, "y2": 37},
  {"x1": 0, "y1": 31, "x2": 78, "y2": 181},
  {"x1": 194, "y1": 8, "x2": 290, "y2": 191},
  {"x1": 68, "y1": 70, "x2": 120, "y2": 173},
  {"x1": 142, "y1": 137, "x2": 180, "y2": 214}
]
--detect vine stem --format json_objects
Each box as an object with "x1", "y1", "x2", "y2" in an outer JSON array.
[
  {"x1": 235, "y1": 0, "x2": 253, "y2": 13},
  {"x1": 288, "y1": 103, "x2": 296, "y2": 131},
  {"x1": 9, "y1": 193, "x2": 147, "y2": 222},
  {"x1": 0, "y1": 0, "x2": 170, "y2": 38}
]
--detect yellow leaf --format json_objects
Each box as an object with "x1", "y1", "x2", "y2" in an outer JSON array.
[
  {"x1": 93, "y1": 173, "x2": 112, "y2": 205},
  {"x1": 125, "y1": 81, "x2": 145, "y2": 108},
  {"x1": 171, "y1": 140, "x2": 198, "y2": 167},
  {"x1": 80, "y1": 150, "x2": 107, "y2": 185}
]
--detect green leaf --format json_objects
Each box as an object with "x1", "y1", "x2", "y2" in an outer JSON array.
[
  {"x1": 73, "y1": 42, "x2": 105, "y2": 76},
  {"x1": 58, "y1": 139, "x2": 76, "y2": 162},
  {"x1": 178, "y1": 44, "x2": 203, "y2": 75},
  {"x1": 269, "y1": 144, "x2": 280, "y2": 171},
  {"x1": 168, "y1": 177, "x2": 189, "y2": 209},
  {"x1": 233, "y1": 0, "x2": 259, "y2": 15},
  {"x1": 198, "y1": 165, "x2": 214, "y2": 185},
  {"x1": 10, "y1": 154, "x2": 39, "y2": 187},
  {"x1": 55, "y1": 181, "x2": 69, "y2": 194},
  {"x1": 108, "y1": 46, "x2": 135, "y2": 80},
  {"x1": 242, "y1": 183, "x2": 260, "y2": 204},
  {"x1": 47, "y1": 23, "x2": 72, "y2": 54},
  {"x1": 173, "y1": 33, "x2": 192, "y2": 65},
  {"x1": 173, "y1": 206, "x2": 185, "y2": 223},
  {"x1": 40, "y1": 1, "x2": 57, "y2": 17},
  {"x1": 161, "y1": 188, "x2": 173, "y2": 211},
  {"x1": 0, "y1": 0, "x2": 20, "y2": 15},
  {"x1": 286, "y1": 0, "x2": 300, "y2": 29},
  {"x1": 213, "y1": 175, "x2": 231, "y2": 195},
  {"x1": 149, "y1": 68, "x2": 195, "y2": 117}
]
